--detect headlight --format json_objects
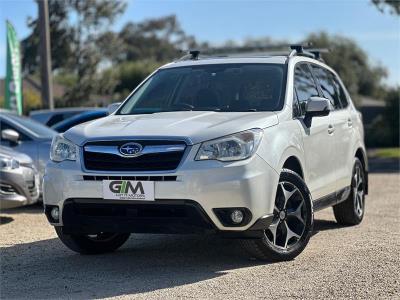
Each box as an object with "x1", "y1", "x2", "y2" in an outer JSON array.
[
  {"x1": 50, "y1": 135, "x2": 78, "y2": 162},
  {"x1": 0, "y1": 156, "x2": 19, "y2": 169},
  {"x1": 195, "y1": 129, "x2": 263, "y2": 162}
]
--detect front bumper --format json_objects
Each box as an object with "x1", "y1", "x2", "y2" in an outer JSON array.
[
  {"x1": 0, "y1": 167, "x2": 40, "y2": 209},
  {"x1": 43, "y1": 151, "x2": 279, "y2": 232}
]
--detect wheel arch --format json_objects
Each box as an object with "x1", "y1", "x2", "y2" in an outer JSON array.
[
  {"x1": 282, "y1": 156, "x2": 304, "y2": 179},
  {"x1": 277, "y1": 146, "x2": 306, "y2": 181}
]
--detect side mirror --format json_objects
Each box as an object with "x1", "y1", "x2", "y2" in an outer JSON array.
[
  {"x1": 107, "y1": 102, "x2": 121, "y2": 115},
  {"x1": 1, "y1": 129, "x2": 20, "y2": 144},
  {"x1": 304, "y1": 97, "x2": 331, "y2": 126}
]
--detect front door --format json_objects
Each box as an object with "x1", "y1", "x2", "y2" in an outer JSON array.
[{"x1": 293, "y1": 63, "x2": 337, "y2": 200}]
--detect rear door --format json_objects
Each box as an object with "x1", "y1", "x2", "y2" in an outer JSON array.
[
  {"x1": 293, "y1": 63, "x2": 336, "y2": 200},
  {"x1": 311, "y1": 65, "x2": 354, "y2": 191}
]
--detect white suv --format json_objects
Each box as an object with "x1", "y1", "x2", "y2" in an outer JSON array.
[{"x1": 44, "y1": 46, "x2": 368, "y2": 261}]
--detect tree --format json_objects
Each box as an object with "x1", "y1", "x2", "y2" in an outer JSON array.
[
  {"x1": 305, "y1": 32, "x2": 387, "y2": 101},
  {"x1": 372, "y1": 0, "x2": 400, "y2": 15},
  {"x1": 22, "y1": 0, "x2": 73, "y2": 74},
  {"x1": 116, "y1": 15, "x2": 197, "y2": 63},
  {"x1": 22, "y1": 0, "x2": 127, "y2": 105}
]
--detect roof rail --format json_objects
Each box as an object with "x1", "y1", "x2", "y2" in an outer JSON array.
[
  {"x1": 289, "y1": 44, "x2": 329, "y2": 61},
  {"x1": 176, "y1": 44, "x2": 329, "y2": 62}
]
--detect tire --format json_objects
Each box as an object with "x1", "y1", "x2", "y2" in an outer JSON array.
[
  {"x1": 55, "y1": 227, "x2": 130, "y2": 255},
  {"x1": 333, "y1": 158, "x2": 366, "y2": 226},
  {"x1": 241, "y1": 169, "x2": 314, "y2": 262}
]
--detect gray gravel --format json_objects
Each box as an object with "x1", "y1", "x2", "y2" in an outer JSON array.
[{"x1": 1, "y1": 173, "x2": 399, "y2": 299}]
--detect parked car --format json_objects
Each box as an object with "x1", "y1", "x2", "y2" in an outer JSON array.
[
  {"x1": 44, "y1": 46, "x2": 368, "y2": 261},
  {"x1": 52, "y1": 109, "x2": 108, "y2": 133},
  {"x1": 0, "y1": 146, "x2": 40, "y2": 209},
  {"x1": 30, "y1": 107, "x2": 94, "y2": 127},
  {"x1": 0, "y1": 111, "x2": 56, "y2": 190}
]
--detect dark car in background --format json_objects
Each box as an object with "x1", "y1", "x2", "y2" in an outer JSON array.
[
  {"x1": 51, "y1": 109, "x2": 108, "y2": 133},
  {"x1": 29, "y1": 107, "x2": 94, "y2": 127}
]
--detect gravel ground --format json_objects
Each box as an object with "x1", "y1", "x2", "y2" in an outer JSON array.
[{"x1": 1, "y1": 173, "x2": 399, "y2": 299}]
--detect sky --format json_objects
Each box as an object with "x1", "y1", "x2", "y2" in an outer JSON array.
[{"x1": 0, "y1": 0, "x2": 399, "y2": 86}]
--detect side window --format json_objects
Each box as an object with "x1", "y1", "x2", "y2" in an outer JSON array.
[
  {"x1": 333, "y1": 77, "x2": 349, "y2": 108},
  {"x1": 311, "y1": 66, "x2": 342, "y2": 110},
  {"x1": 294, "y1": 63, "x2": 319, "y2": 115}
]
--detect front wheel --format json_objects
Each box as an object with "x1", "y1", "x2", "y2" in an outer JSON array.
[
  {"x1": 55, "y1": 227, "x2": 130, "y2": 255},
  {"x1": 241, "y1": 169, "x2": 314, "y2": 262}
]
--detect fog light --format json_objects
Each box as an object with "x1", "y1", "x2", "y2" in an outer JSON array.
[
  {"x1": 230, "y1": 209, "x2": 244, "y2": 224},
  {"x1": 50, "y1": 207, "x2": 59, "y2": 221}
]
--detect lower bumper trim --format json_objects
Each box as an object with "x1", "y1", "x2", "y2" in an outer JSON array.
[{"x1": 48, "y1": 199, "x2": 273, "y2": 239}]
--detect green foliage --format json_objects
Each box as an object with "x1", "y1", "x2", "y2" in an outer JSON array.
[
  {"x1": 22, "y1": 0, "x2": 127, "y2": 105},
  {"x1": 23, "y1": 89, "x2": 41, "y2": 113},
  {"x1": 114, "y1": 61, "x2": 162, "y2": 99},
  {"x1": 366, "y1": 87, "x2": 400, "y2": 147},
  {"x1": 372, "y1": 0, "x2": 400, "y2": 15},
  {"x1": 305, "y1": 32, "x2": 387, "y2": 103},
  {"x1": 22, "y1": 0, "x2": 73, "y2": 73},
  {"x1": 116, "y1": 15, "x2": 197, "y2": 63},
  {"x1": 1, "y1": 90, "x2": 41, "y2": 115},
  {"x1": 373, "y1": 148, "x2": 400, "y2": 159}
]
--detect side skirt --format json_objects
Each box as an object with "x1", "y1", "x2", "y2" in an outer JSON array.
[{"x1": 313, "y1": 186, "x2": 351, "y2": 211}]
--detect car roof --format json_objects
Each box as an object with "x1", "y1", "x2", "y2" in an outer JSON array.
[
  {"x1": 160, "y1": 56, "x2": 288, "y2": 69},
  {"x1": 29, "y1": 107, "x2": 94, "y2": 116}
]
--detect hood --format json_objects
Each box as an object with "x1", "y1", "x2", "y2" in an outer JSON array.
[
  {"x1": 0, "y1": 146, "x2": 33, "y2": 165},
  {"x1": 64, "y1": 111, "x2": 279, "y2": 145}
]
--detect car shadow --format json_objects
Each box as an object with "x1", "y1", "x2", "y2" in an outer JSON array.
[
  {"x1": 0, "y1": 203, "x2": 43, "y2": 215},
  {"x1": 0, "y1": 233, "x2": 269, "y2": 299},
  {"x1": 1, "y1": 214, "x2": 348, "y2": 298},
  {"x1": 0, "y1": 216, "x2": 14, "y2": 225},
  {"x1": 311, "y1": 219, "x2": 345, "y2": 237}
]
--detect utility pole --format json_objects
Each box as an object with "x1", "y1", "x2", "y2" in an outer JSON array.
[{"x1": 38, "y1": 0, "x2": 54, "y2": 109}]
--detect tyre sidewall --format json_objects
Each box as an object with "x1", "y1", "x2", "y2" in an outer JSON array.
[
  {"x1": 351, "y1": 158, "x2": 366, "y2": 222},
  {"x1": 256, "y1": 170, "x2": 314, "y2": 260},
  {"x1": 55, "y1": 227, "x2": 130, "y2": 255}
]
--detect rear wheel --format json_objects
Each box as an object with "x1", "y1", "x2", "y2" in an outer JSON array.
[
  {"x1": 241, "y1": 169, "x2": 314, "y2": 261},
  {"x1": 55, "y1": 227, "x2": 130, "y2": 255},
  {"x1": 333, "y1": 158, "x2": 365, "y2": 225}
]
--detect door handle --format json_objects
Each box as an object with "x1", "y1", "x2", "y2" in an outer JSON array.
[
  {"x1": 328, "y1": 124, "x2": 335, "y2": 134},
  {"x1": 347, "y1": 118, "x2": 353, "y2": 127}
]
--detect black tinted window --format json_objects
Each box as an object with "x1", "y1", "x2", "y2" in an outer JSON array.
[
  {"x1": 119, "y1": 64, "x2": 286, "y2": 114},
  {"x1": 333, "y1": 77, "x2": 349, "y2": 108},
  {"x1": 312, "y1": 66, "x2": 342, "y2": 109},
  {"x1": 294, "y1": 64, "x2": 319, "y2": 115}
]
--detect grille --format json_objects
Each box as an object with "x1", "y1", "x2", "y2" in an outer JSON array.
[
  {"x1": 83, "y1": 140, "x2": 186, "y2": 172},
  {"x1": 60, "y1": 199, "x2": 215, "y2": 234},
  {"x1": 0, "y1": 183, "x2": 16, "y2": 194}
]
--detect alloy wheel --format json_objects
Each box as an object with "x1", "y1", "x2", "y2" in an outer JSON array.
[
  {"x1": 353, "y1": 164, "x2": 364, "y2": 217},
  {"x1": 265, "y1": 182, "x2": 306, "y2": 250}
]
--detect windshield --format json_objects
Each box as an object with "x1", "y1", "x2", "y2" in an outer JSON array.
[
  {"x1": 118, "y1": 63, "x2": 286, "y2": 115},
  {"x1": 4, "y1": 113, "x2": 56, "y2": 139}
]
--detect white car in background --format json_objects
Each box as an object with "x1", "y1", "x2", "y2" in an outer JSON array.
[{"x1": 44, "y1": 46, "x2": 368, "y2": 261}]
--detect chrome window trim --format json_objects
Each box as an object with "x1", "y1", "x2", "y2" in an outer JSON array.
[{"x1": 84, "y1": 144, "x2": 186, "y2": 158}]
